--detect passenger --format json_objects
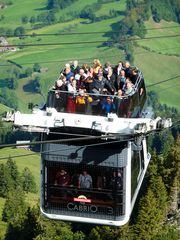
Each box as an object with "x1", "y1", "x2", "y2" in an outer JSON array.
[
  {"x1": 113, "y1": 61, "x2": 123, "y2": 77},
  {"x1": 97, "y1": 172, "x2": 107, "y2": 189},
  {"x1": 82, "y1": 63, "x2": 89, "y2": 75},
  {"x1": 79, "y1": 170, "x2": 92, "y2": 189},
  {"x1": 103, "y1": 61, "x2": 111, "y2": 78},
  {"x1": 101, "y1": 96, "x2": 116, "y2": 115},
  {"x1": 53, "y1": 79, "x2": 67, "y2": 112},
  {"x1": 71, "y1": 60, "x2": 80, "y2": 75},
  {"x1": 123, "y1": 78, "x2": 135, "y2": 96},
  {"x1": 84, "y1": 76, "x2": 94, "y2": 93},
  {"x1": 91, "y1": 72, "x2": 112, "y2": 114},
  {"x1": 79, "y1": 68, "x2": 88, "y2": 78},
  {"x1": 64, "y1": 63, "x2": 70, "y2": 69},
  {"x1": 115, "y1": 89, "x2": 123, "y2": 108},
  {"x1": 79, "y1": 75, "x2": 87, "y2": 90},
  {"x1": 119, "y1": 70, "x2": 126, "y2": 90},
  {"x1": 74, "y1": 72, "x2": 81, "y2": 86},
  {"x1": 87, "y1": 66, "x2": 94, "y2": 78},
  {"x1": 67, "y1": 77, "x2": 77, "y2": 93},
  {"x1": 75, "y1": 88, "x2": 87, "y2": 113},
  {"x1": 64, "y1": 66, "x2": 74, "y2": 82},
  {"x1": 67, "y1": 78, "x2": 77, "y2": 113},
  {"x1": 93, "y1": 71, "x2": 115, "y2": 95},
  {"x1": 123, "y1": 61, "x2": 131, "y2": 78},
  {"x1": 77, "y1": 68, "x2": 87, "y2": 89},
  {"x1": 71, "y1": 172, "x2": 80, "y2": 188},
  {"x1": 92, "y1": 59, "x2": 102, "y2": 77},
  {"x1": 106, "y1": 67, "x2": 116, "y2": 94},
  {"x1": 130, "y1": 67, "x2": 139, "y2": 85},
  {"x1": 108, "y1": 169, "x2": 123, "y2": 191},
  {"x1": 54, "y1": 168, "x2": 70, "y2": 186},
  {"x1": 54, "y1": 77, "x2": 66, "y2": 90},
  {"x1": 60, "y1": 63, "x2": 70, "y2": 76},
  {"x1": 115, "y1": 89, "x2": 127, "y2": 118}
]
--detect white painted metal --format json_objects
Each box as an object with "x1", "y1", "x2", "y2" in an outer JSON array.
[{"x1": 13, "y1": 109, "x2": 172, "y2": 135}]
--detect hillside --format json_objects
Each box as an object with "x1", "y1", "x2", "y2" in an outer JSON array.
[{"x1": 0, "y1": 0, "x2": 179, "y2": 112}]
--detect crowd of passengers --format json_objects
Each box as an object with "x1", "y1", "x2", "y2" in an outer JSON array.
[
  {"x1": 54, "y1": 168, "x2": 123, "y2": 191},
  {"x1": 50, "y1": 168, "x2": 123, "y2": 201},
  {"x1": 51, "y1": 59, "x2": 143, "y2": 116}
]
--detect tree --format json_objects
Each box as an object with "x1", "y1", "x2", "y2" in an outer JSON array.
[
  {"x1": 134, "y1": 188, "x2": 163, "y2": 240},
  {"x1": 25, "y1": 67, "x2": 33, "y2": 77},
  {"x1": 17, "y1": 206, "x2": 40, "y2": 240},
  {"x1": 7, "y1": 77, "x2": 18, "y2": 90},
  {"x1": 6, "y1": 157, "x2": 21, "y2": 187},
  {"x1": 162, "y1": 139, "x2": 180, "y2": 193},
  {"x1": 126, "y1": 0, "x2": 137, "y2": 11},
  {"x1": 0, "y1": 157, "x2": 21, "y2": 197},
  {"x1": 33, "y1": 76, "x2": 41, "y2": 93},
  {"x1": 34, "y1": 217, "x2": 74, "y2": 240},
  {"x1": 2, "y1": 187, "x2": 28, "y2": 240},
  {"x1": 0, "y1": 88, "x2": 18, "y2": 109},
  {"x1": 21, "y1": 167, "x2": 37, "y2": 193},
  {"x1": 29, "y1": 16, "x2": 36, "y2": 24},
  {"x1": 21, "y1": 16, "x2": 28, "y2": 24},
  {"x1": 0, "y1": 15, "x2": 5, "y2": 21},
  {"x1": 6, "y1": 28, "x2": 14, "y2": 36},
  {"x1": 33, "y1": 63, "x2": 41, "y2": 72},
  {"x1": 0, "y1": 27, "x2": 5, "y2": 35},
  {"x1": 2, "y1": 187, "x2": 27, "y2": 222},
  {"x1": 14, "y1": 26, "x2": 25, "y2": 36},
  {"x1": 0, "y1": 163, "x2": 8, "y2": 197},
  {"x1": 152, "y1": 7, "x2": 161, "y2": 22}
]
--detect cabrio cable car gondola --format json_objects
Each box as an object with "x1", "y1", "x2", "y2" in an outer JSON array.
[{"x1": 10, "y1": 62, "x2": 171, "y2": 226}]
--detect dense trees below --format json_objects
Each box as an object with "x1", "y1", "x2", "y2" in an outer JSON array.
[
  {"x1": 0, "y1": 125, "x2": 179, "y2": 239},
  {"x1": 0, "y1": 157, "x2": 37, "y2": 198},
  {"x1": 149, "y1": 0, "x2": 180, "y2": 23},
  {"x1": 0, "y1": 88, "x2": 18, "y2": 109}
]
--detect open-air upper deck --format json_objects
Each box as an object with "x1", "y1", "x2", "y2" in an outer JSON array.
[{"x1": 47, "y1": 68, "x2": 146, "y2": 119}]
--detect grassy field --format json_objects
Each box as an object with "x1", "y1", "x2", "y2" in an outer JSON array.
[
  {"x1": 134, "y1": 48, "x2": 180, "y2": 110},
  {"x1": 0, "y1": 0, "x2": 46, "y2": 29},
  {"x1": 136, "y1": 18, "x2": 180, "y2": 56},
  {"x1": 95, "y1": 0, "x2": 126, "y2": 17},
  {"x1": 134, "y1": 18, "x2": 180, "y2": 110}
]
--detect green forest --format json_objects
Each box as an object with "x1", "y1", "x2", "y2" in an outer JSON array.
[{"x1": 0, "y1": 0, "x2": 179, "y2": 239}]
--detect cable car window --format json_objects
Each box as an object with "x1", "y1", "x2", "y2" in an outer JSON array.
[
  {"x1": 42, "y1": 160, "x2": 125, "y2": 220},
  {"x1": 131, "y1": 150, "x2": 143, "y2": 199}
]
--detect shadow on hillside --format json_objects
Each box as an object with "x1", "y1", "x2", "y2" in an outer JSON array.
[
  {"x1": 23, "y1": 80, "x2": 38, "y2": 93},
  {"x1": 34, "y1": 7, "x2": 47, "y2": 11},
  {"x1": 95, "y1": 20, "x2": 123, "y2": 49},
  {"x1": 0, "y1": 79, "x2": 9, "y2": 88}
]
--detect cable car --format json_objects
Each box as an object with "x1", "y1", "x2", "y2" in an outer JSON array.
[
  {"x1": 40, "y1": 130, "x2": 150, "y2": 226},
  {"x1": 11, "y1": 65, "x2": 171, "y2": 226}
]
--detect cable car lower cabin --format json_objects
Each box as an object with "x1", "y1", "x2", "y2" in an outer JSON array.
[{"x1": 40, "y1": 132, "x2": 151, "y2": 226}]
